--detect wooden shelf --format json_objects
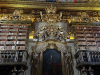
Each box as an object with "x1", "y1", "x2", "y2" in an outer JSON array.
[
  {"x1": 75, "y1": 26, "x2": 100, "y2": 52},
  {"x1": 0, "y1": 24, "x2": 29, "y2": 51}
]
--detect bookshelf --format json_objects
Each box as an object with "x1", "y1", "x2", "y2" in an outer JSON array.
[
  {"x1": 0, "y1": 23, "x2": 29, "y2": 73},
  {"x1": 74, "y1": 26, "x2": 100, "y2": 71},
  {"x1": 0, "y1": 24, "x2": 28, "y2": 50},
  {"x1": 74, "y1": 26, "x2": 100, "y2": 52}
]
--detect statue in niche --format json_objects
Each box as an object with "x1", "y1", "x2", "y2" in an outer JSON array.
[
  {"x1": 64, "y1": 47, "x2": 74, "y2": 75},
  {"x1": 31, "y1": 52, "x2": 39, "y2": 75}
]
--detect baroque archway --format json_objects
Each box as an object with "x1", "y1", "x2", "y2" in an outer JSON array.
[
  {"x1": 31, "y1": 5, "x2": 74, "y2": 75},
  {"x1": 31, "y1": 40, "x2": 73, "y2": 75}
]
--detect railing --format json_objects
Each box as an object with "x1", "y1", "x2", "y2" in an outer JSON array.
[
  {"x1": 0, "y1": 50, "x2": 28, "y2": 63},
  {"x1": 75, "y1": 50, "x2": 100, "y2": 65}
]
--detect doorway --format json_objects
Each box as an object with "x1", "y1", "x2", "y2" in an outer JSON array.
[{"x1": 42, "y1": 49, "x2": 62, "y2": 75}]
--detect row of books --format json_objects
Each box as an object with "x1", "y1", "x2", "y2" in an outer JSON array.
[
  {"x1": 17, "y1": 36, "x2": 26, "y2": 39},
  {"x1": 19, "y1": 29, "x2": 27, "y2": 31},
  {"x1": 88, "y1": 46, "x2": 97, "y2": 50},
  {"x1": 78, "y1": 46, "x2": 97, "y2": 51},
  {"x1": 0, "y1": 36, "x2": 7, "y2": 39},
  {"x1": 87, "y1": 42, "x2": 96, "y2": 45},
  {"x1": 0, "y1": 24, "x2": 28, "y2": 51},
  {"x1": 76, "y1": 34, "x2": 100, "y2": 37},
  {"x1": 9, "y1": 29, "x2": 18, "y2": 31},
  {"x1": 96, "y1": 38, "x2": 100, "y2": 41},
  {"x1": 77, "y1": 38, "x2": 96, "y2": 41},
  {"x1": 0, "y1": 41, "x2": 26, "y2": 44},
  {"x1": 76, "y1": 30, "x2": 100, "y2": 32},
  {"x1": 0, "y1": 36, "x2": 26, "y2": 39},
  {"x1": 96, "y1": 42, "x2": 100, "y2": 46},
  {"x1": 0, "y1": 46, "x2": 26, "y2": 50},
  {"x1": 0, "y1": 33, "x2": 27, "y2": 35},
  {"x1": 78, "y1": 42, "x2": 99, "y2": 45},
  {"x1": 84, "y1": 31, "x2": 93, "y2": 33},
  {"x1": 7, "y1": 36, "x2": 16, "y2": 39},
  {"x1": 1, "y1": 25, "x2": 28, "y2": 28},
  {"x1": 75, "y1": 27, "x2": 100, "y2": 29},
  {"x1": 78, "y1": 42, "x2": 87, "y2": 45},
  {"x1": 0, "y1": 29, "x2": 27, "y2": 32},
  {"x1": 77, "y1": 38, "x2": 86, "y2": 40},
  {"x1": 0, "y1": 29, "x2": 9, "y2": 31},
  {"x1": 76, "y1": 31, "x2": 100, "y2": 33},
  {"x1": 77, "y1": 38, "x2": 100, "y2": 41},
  {"x1": 86, "y1": 38, "x2": 95, "y2": 40},
  {"x1": 78, "y1": 46, "x2": 87, "y2": 50},
  {"x1": 76, "y1": 34, "x2": 85, "y2": 36},
  {"x1": 76, "y1": 29, "x2": 100, "y2": 31}
]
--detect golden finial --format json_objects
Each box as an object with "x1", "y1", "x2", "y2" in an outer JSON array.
[
  {"x1": 40, "y1": 5, "x2": 62, "y2": 25},
  {"x1": 45, "y1": 5, "x2": 57, "y2": 14}
]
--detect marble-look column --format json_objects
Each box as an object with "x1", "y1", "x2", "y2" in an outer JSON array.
[{"x1": 67, "y1": 43, "x2": 78, "y2": 75}]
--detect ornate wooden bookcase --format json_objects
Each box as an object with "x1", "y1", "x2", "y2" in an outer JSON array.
[
  {"x1": 0, "y1": 20, "x2": 31, "y2": 75},
  {"x1": 72, "y1": 22, "x2": 100, "y2": 75},
  {"x1": 1, "y1": 0, "x2": 100, "y2": 75}
]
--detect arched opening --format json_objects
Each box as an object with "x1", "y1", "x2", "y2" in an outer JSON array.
[{"x1": 42, "y1": 49, "x2": 62, "y2": 75}]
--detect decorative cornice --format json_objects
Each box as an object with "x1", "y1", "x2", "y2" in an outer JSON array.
[
  {"x1": 0, "y1": 1, "x2": 100, "y2": 11},
  {"x1": 0, "y1": 10, "x2": 35, "y2": 22}
]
